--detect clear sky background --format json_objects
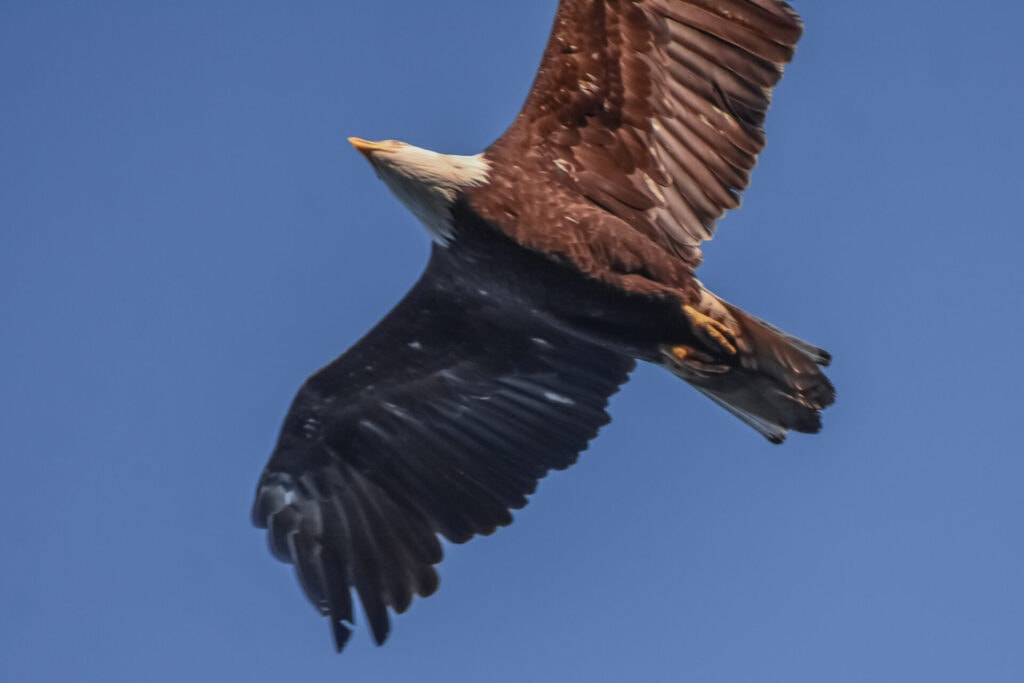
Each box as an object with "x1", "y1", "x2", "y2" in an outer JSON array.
[{"x1": 2, "y1": 2, "x2": 1022, "y2": 681}]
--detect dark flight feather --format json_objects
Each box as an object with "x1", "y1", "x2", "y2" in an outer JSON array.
[{"x1": 252, "y1": 246, "x2": 634, "y2": 649}]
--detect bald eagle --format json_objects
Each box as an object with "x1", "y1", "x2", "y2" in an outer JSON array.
[{"x1": 252, "y1": 0, "x2": 834, "y2": 651}]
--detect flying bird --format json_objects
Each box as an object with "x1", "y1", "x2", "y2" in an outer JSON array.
[{"x1": 252, "y1": 0, "x2": 834, "y2": 652}]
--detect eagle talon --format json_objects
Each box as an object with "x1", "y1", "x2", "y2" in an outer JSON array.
[
  {"x1": 683, "y1": 305, "x2": 737, "y2": 356},
  {"x1": 662, "y1": 344, "x2": 730, "y2": 375},
  {"x1": 669, "y1": 345, "x2": 713, "y2": 364}
]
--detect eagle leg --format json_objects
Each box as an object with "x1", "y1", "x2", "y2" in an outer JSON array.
[{"x1": 682, "y1": 304, "x2": 738, "y2": 356}]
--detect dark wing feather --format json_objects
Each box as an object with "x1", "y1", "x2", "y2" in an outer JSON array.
[
  {"x1": 252, "y1": 247, "x2": 634, "y2": 650},
  {"x1": 488, "y1": 0, "x2": 803, "y2": 265}
]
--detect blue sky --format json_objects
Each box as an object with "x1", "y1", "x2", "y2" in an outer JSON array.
[{"x1": 2, "y1": 1, "x2": 1023, "y2": 681}]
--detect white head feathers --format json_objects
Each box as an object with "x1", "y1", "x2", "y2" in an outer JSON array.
[{"x1": 349, "y1": 138, "x2": 490, "y2": 243}]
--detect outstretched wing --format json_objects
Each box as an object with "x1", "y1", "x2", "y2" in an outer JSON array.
[
  {"x1": 488, "y1": 0, "x2": 803, "y2": 265},
  {"x1": 252, "y1": 247, "x2": 634, "y2": 651}
]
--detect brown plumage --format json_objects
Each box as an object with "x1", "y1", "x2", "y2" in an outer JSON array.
[
  {"x1": 253, "y1": 0, "x2": 834, "y2": 652},
  {"x1": 483, "y1": 0, "x2": 801, "y2": 266}
]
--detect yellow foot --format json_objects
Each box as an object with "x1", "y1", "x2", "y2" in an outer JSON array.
[
  {"x1": 670, "y1": 346, "x2": 692, "y2": 362},
  {"x1": 682, "y1": 305, "x2": 738, "y2": 356},
  {"x1": 661, "y1": 344, "x2": 730, "y2": 374}
]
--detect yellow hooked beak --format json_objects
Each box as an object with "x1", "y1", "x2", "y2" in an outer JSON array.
[{"x1": 347, "y1": 137, "x2": 388, "y2": 159}]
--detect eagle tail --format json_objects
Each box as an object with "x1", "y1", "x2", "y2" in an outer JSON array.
[{"x1": 667, "y1": 298, "x2": 835, "y2": 444}]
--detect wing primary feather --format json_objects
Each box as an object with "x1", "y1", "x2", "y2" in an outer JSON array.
[
  {"x1": 337, "y1": 470, "x2": 391, "y2": 646},
  {"x1": 288, "y1": 530, "x2": 327, "y2": 612},
  {"x1": 350, "y1": 472, "x2": 415, "y2": 614},
  {"x1": 324, "y1": 569, "x2": 355, "y2": 653}
]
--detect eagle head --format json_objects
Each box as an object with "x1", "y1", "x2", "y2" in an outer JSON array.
[{"x1": 348, "y1": 137, "x2": 490, "y2": 243}]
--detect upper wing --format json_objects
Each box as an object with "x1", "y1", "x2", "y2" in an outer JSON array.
[
  {"x1": 488, "y1": 0, "x2": 803, "y2": 265},
  {"x1": 252, "y1": 247, "x2": 634, "y2": 651}
]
